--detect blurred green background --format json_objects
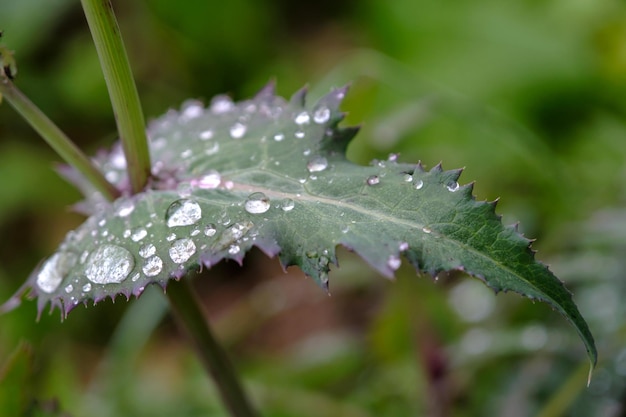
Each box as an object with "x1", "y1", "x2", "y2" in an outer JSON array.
[{"x1": 1, "y1": 0, "x2": 626, "y2": 416}]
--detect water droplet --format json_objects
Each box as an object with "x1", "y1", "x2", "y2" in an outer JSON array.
[
  {"x1": 403, "y1": 174, "x2": 413, "y2": 182},
  {"x1": 132, "y1": 273, "x2": 140, "y2": 282},
  {"x1": 294, "y1": 111, "x2": 310, "y2": 125},
  {"x1": 295, "y1": 131, "x2": 305, "y2": 139},
  {"x1": 36, "y1": 252, "x2": 77, "y2": 293},
  {"x1": 217, "y1": 221, "x2": 254, "y2": 249},
  {"x1": 85, "y1": 245, "x2": 134, "y2": 284},
  {"x1": 80, "y1": 250, "x2": 89, "y2": 264},
  {"x1": 210, "y1": 96, "x2": 234, "y2": 114},
  {"x1": 166, "y1": 233, "x2": 177, "y2": 242},
  {"x1": 422, "y1": 227, "x2": 432, "y2": 234},
  {"x1": 180, "y1": 149, "x2": 193, "y2": 159},
  {"x1": 229, "y1": 122, "x2": 247, "y2": 139},
  {"x1": 123, "y1": 229, "x2": 131, "y2": 238},
  {"x1": 387, "y1": 255, "x2": 401, "y2": 271},
  {"x1": 447, "y1": 181, "x2": 460, "y2": 192},
  {"x1": 199, "y1": 129, "x2": 214, "y2": 140},
  {"x1": 307, "y1": 156, "x2": 328, "y2": 173},
  {"x1": 313, "y1": 106, "x2": 330, "y2": 124},
  {"x1": 399, "y1": 242, "x2": 409, "y2": 251},
  {"x1": 191, "y1": 228, "x2": 201, "y2": 237},
  {"x1": 245, "y1": 192, "x2": 271, "y2": 214},
  {"x1": 64, "y1": 284, "x2": 74, "y2": 293},
  {"x1": 303, "y1": 148, "x2": 311, "y2": 156},
  {"x1": 281, "y1": 199, "x2": 295, "y2": 212},
  {"x1": 116, "y1": 200, "x2": 135, "y2": 217},
  {"x1": 415, "y1": 179, "x2": 424, "y2": 190},
  {"x1": 366, "y1": 175, "x2": 380, "y2": 185},
  {"x1": 194, "y1": 170, "x2": 221, "y2": 189},
  {"x1": 169, "y1": 238, "x2": 196, "y2": 264},
  {"x1": 98, "y1": 219, "x2": 107, "y2": 227},
  {"x1": 180, "y1": 100, "x2": 203, "y2": 120},
  {"x1": 205, "y1": 142, "x2": 220, "y2": 155},
  {"x1": 82, "y1": 283, "x2": 92, "y2": 292},
  {"x1": 388, "y1": 153, "x2": 399, "y2": 162},
  {"x1": 143, "y1": 255, "x2": 163, "y2": 277},
  {"x1": 273, "y1": 133, "x2": 285, "y2": 142},
  {"x1": 139, "y1": 243, "x2": 156, "y2": 258},
  {"x1": 131, "y1": 227, "x2": 148, "y2": 242},
  {"x1": 204, "y1": 224, "x2": 217, "y2": 237},
  {"x1": 166, "y1": 199, "x2": 202, "y2": 227},
  {"x1": 228, "y1": 245, "x2": 241, "y2": 255}
]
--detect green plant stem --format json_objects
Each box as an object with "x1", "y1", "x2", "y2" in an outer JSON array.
[
  {"x1": 0, "y1": 77, "x2": 119, "y2": 201},
  {"x1": 80, "y1": 0, "x2": 151, "y2": 194},
  {"x1": 166, "y1": 279, "x2": 260, "y2": 417}
]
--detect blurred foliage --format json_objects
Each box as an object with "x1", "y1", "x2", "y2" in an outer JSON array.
[{"x1": 1, "y1": 0, "x2": 625, "y2": 416}]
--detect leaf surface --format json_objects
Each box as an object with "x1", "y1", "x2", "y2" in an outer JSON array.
[{"x1": 3, "y1": 84, "x2": 596, "y2": 367}]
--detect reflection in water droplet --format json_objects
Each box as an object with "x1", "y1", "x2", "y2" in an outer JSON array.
[
  {"x1": 139, "y1": 243, "x2": 156, "y2": 258},
  {"x1": 166, "y1": 199, "x2": 202, "y2": 227},
  {"x1": 143, "y1": 255, "x2": 163, "y2": 276},
  {"x1": 204, "y1": 224, "x2": 217, "y2": 237},
  {"x1": 366, "y1": 175, "x2": 380, "y2": 185},
  {"x1": 415, "y1": 180, "x2": 424, "y2": 190},
  {"x1": 307, "y1": 156, "x2": 328, "y2": 173},
  {"x1": 281, "y1": 199, "x2": 295, "y2": 212},
  {"x1": 229, "y1": 122, "x2": 247, "y2": 139},
  {"x1": 245, "y1": 192, "x2": 271, "y2": 214},
  {"x1": 169, "y1": 238, "x2": 196, "y2": 264},
  {"x1": 447, "y1": 181, "x2": 460, "y2": 192},
  {"x1": 131, "y1": 227, "x2": 148, "y2": 242},
  {"x1": 313, "y1": 106, "x2": 330, "y2": 124},
  {"x1": 36, "y1": 252, "x2": 77, "y2": 293},
  {"x1": 387, "y1": 255, "x2": 401, "y2": 271},
  {"x1": 294, "y1": 111, "x2": 310, "y2": 125},
  {"x1": 116, "y1": 200, "x2": 135, "y2": 217},
  {"x1": 194, "y1": 170, "x2": 221, "y2": 189},
  {"x1": 85, "y1": 245, "x2": 134, "y2": 284}
]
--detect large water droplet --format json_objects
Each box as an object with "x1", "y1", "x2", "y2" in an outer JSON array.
[
  {"x1": 229, "y1": 122, "x2": 247, "y2": 139},
  {"x1": 166, "y1": 199, "x2": 202, "y2": 227},
  {"x1": 143, "y1": 255, "x2": 163, "y2": 277},
  {"x1": 366, "y1": 175, "x2": 380, "y2": 186},
  {"x1": 313, "y1": 106, "x2": 330, "y2": 124},
  {"x1": 169, "y1": 238, "x2": 196, "y2": 264},
  {"x1": 85, "y1": 245, "x2": 134, "y2": 284},
  {"x1": 281, "y1": 198, "x2": 295, "y2": 212},
  {"x1": 294, "y1": 111, "x2": 310, "y2": 125},
  {"x1": 307, "y1": 156, "x2": 328, "y2": 173},
  {"x1": 116, "y1": 200, "x2": 135, "y2": 217},
  {"x1": 36, "y1": 252, "x2": 77, "y2": 293},
  {"x1": 217, "y1": 221, "x2": 254, "y2": 248},
  {"x1": 139, "y1": 243, "x2": 156, "y2": 258},
  {"x1": 194, "y1": 170, "x2": 221, "y2": 189},
  {"x1": 245, "y1": 192, "x2": 271, "y2": 214}
]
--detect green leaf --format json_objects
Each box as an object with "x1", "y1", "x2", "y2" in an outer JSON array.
[{"x1": 3, "y1": 83, "x2": 596, "y2": 367}]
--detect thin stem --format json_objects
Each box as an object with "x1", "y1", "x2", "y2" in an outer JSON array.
[
  {"x1": 0, "y1": 77, "x2": 119, "y2": 201},
  {"x1": 80, "y1": 0, "x2": 151, "y2": 194},
  {"x1": 166, "y1": 279, "x2": 260, "y2": 417}
]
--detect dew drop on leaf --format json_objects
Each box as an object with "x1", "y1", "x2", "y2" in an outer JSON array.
[
  {"x1": 228, "y1": 245, "x2": 241, "y2": 255},
  {"x1": 295, "y1": 131, "x2": 305, "y2": 139},
  {"x1": 366, "y1": 175, "x2": 380, "y2": 186},
  {"x1": 131, "y1": 227, "x2": 148, "y2": 242},
  {"x1": 204, "y1": 224, "x2": 217, "y2": 237},
  {"x1": 166, "y1": 233, "x2": 177, "y2": 242},
  {"x1": 294, "y1": 111, "x2": 310, "y2": 125},
  {"x1": 116, "y1": 200, "x2": 135, "y2": 217},
  {"x1": 313, "y1": 106, "x2": 330, "y2": 124},
  {"x1": 399, "y1": 242, "x2": 409, "y2": 251},
  {"x1": 142, "y1": 255, "x2": 163, "y2": 277},
  {"x1": 229, "y1": 122, "x2": 247, "y2": 139},
  {"x1": 403, "y1": 174, "x2": 413, "y2": 182},
  {"x1": 415, "y1": 179, "x2": 424, "y2": 190},
  {"x1": 36, "y1": 252, "x2": 77, "y2": 293},
  {"x1": 180, "y1": 101, "x2": 203, "y2": 120},
  {"x1": 194, "y1": 170, "x2": 221, "y2": 189},
  {"x1": 82, "y1": 283, "x2": 92, "y2": 292},
  {"x1": 64, "y1": 284, "x2": 73, "y2": 293},
  {"x1": 422, "y1": 227, "x2": 432, "y2": 234},
  {"x1": 139, "y1": 243, "x2": 156, "y2": 258},
  {"x1": 85, "y1": 245, "x2": 134, "y2": 284},
  {"x1": 166, "y1": 199, "x2": 202, "y2": 227},
  {"x1": 273, "y1": 133, "x2": 285, "y2": 142},
  {"x1": 199, "y1": 129, "x2": 214, "y2": 140},
  {"x1": 281, "y1": 198, "x2": 295, "y2": 212},
  {"x1": 387, "y1": 255, "x2": 401, "y2": 271},
  {"x1": 210, "y1": 95, "x2": 234, "y2": 114},
  {"x1": 447, "y1": 181, "x2": 460, "y2": 192},
  {"x1": 245, "y1": 192, "x2": 271, "y2": 214},
  {"x1": 169, "y1": 238, "x2": 196, "y2": 264},
  {"x1": 307, "y1": 156, "x2": 328, "y2": 173}
]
